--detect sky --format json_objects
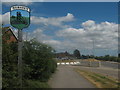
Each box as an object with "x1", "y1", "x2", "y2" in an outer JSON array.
[
  {"x1": 11, "y1": 10, "x2": 30, "y2": 17},
  {"x1": 1, "y1": 2, "x2": 119, "y2": 56}
]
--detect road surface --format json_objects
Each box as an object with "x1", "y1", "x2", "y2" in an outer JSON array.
[
  {"x1": 73, "y1": 65, "x2": 119, "y2": 79},
  {"x1": 101, "y1": 61, "x2": 119, "y2": 69},
  {"x1": 48, "y1": 65, "x2": 95, "y2": 88},
  {"x1": 77, "y1": 60, "x2": 119, "y2": 79}
]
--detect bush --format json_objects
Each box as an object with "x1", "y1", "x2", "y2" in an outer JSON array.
[
  {"x1": 23, "y1": 39, "x2": 57, "y2": 82},
  {"x1": 22, "y1": 80, "x2": 50, "y2": 88},
  {"x1": 2, "y1": 42, "x2": 19, "y2": 88},
  {"x1": 2, "y1": 38, "x2": 57, "y2": 88},
  {"x1": 95, "y1": 55, "x2": 119, "y2": 62}
]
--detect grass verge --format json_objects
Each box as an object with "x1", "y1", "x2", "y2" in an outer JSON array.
[
  {"x1": 74, "y1": 68, "x2": 120, "y2": 88},
  {"x1": 23, "y1": 80, "x2": 51, "y2": 88}
]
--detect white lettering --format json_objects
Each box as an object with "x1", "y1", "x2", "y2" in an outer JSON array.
[{"x1": 11, "y1": 6, "x2": 30, "y2": 12}]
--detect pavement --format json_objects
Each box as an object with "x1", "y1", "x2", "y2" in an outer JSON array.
[{"x1": 48, "y1": 65, "x2": 95, "y2": 88}]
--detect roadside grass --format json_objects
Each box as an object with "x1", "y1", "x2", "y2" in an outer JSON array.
[
  {"x1": 23, "y1": 80, "x2": 51, "y2": 88},
  {"x1": 74, "y1": 68, "x2": 120, "y2": 88}
]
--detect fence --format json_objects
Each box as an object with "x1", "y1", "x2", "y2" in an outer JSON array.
[{"x1": 57, "y1": 61, "x2": 101, "y2": 67}]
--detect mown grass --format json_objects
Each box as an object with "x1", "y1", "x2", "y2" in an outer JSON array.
[{"x1": 75, "y1": 68, "x2": 120, "y2": 88}]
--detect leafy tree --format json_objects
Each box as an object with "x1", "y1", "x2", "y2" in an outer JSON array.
[
  {"x1": 95, "y1": 55, "x2": 120, "y2": 62},
  {"x1": 73, "y1": 49, "x2": 81, "y2": 59},
  {"x1": 22, "y1": 39, "x2": 57, "y2": 82},
  {"x1": 2, "y1": 27, "x2": 19, "y2": 88},
  {"x1": 2, "y1": 31, "x2": 57, "y2": 88},
  {"x1": 2, "y1": 42, "x2": 19, "y2": 88}
]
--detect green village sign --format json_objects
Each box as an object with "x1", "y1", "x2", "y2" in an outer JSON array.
[
  {"x1": 10, "y1": 6, "x2": 30, "y2": 29},
  {"x1": 10, "y1": 6, "x2": 30, "y2": 88}
]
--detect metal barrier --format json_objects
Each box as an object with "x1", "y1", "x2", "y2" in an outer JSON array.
[{"x1": 57, "y1": 61, "x2": 101, "y2": 67}]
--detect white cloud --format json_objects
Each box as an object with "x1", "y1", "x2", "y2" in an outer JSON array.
[
  {"x1": 82, "y1": 20, "x2": 95, "y2": 28},
  {"x1": 24, "y1": 19, "x2": 118, "y2": 55},
  {"x1": 31, "y1": 13, "x2": 74, "y2": 27},
  {"x1": 56, "y1": 27, "x2": 85, "y2": 38},
  {"x1": 2, "y1": 1, "x2": 33, "y2": 6},
  {"x1": 23, "y1": 28, "x2": 62, "y2": 50},
  {"x1": 24, "y1": 28, "x2": 52, "y2": 42},
  {"x1": 1, "y1": 12, "x2": 74, "y2": 28},
  {"x1": 1, "y1": 11, "x2": 118, "y2": 55},
  {"x1": 56, "y1": 20, "x2": 118, "y2": 51},
  {"x1": 2, "y1": 0, "x2": 44, "y2": 6},
  {"x1": 43, "y1": 40, "x2": 61, "y2": 45},
  {"x1": 1, "y1": 12, "x2": 10, "y2": 25},
  {"x1": 43, "y1": 40, "x2": 61, "y2": 49}
]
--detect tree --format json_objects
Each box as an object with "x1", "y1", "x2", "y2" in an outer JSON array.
[
  {"x1": 2, "y1": 37, "x2": 57, "y2": 88},
  {"x1": 2, "y1": 42, "x2": 19, "y2": 88},
  {"x1": 2, "y1": 27, "x2": 19, "y2": 88},
  {"x1": 22, "y1": 39, "x2": 57, "y2": 82},
  {"x1": 73, "y1": 49, "x2": 81, "y2": 59}
]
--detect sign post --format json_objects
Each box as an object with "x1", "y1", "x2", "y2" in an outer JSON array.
[
  {"x1": 10, "y1": 6, "x2": 30, "y2": 88},
  {"x1": 18, "y1": 29, "x2": 23, "y2": 88}
]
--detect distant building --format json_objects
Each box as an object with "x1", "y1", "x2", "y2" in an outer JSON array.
[
  {"x1": 2, "y1": 27, "x2": 18, "y2": 43},
  {"x1": 55, "y1": 51, "x2": 75, "y2": 60}
]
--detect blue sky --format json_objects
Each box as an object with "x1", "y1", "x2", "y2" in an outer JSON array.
[
  {"x1": 33, "y1": 2, "x2": 117, "y2": 21},
  {"x1": 11, "y1": 10, "x2": 30, "y2": 17},
  {"x1": 3, "y1": 2, "x2": 118, "y2": 22},
  {"x1": 2, "y1": 2, "x2": 118, "y2": 56}
]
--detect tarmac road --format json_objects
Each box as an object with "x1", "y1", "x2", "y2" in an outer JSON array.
[
  {"x1": 77, "y1": 60, "x2": 119, "y2": 79},
  {"x1": 101, "y1": 61, "x2": 119, "y2": 69},
  {"x1": 73, "y1": 65, "x2": 119, "y2": 79},
  {"x1": 48, "y1": 65, "x2": 95, "y2": 88},
  {"x1": 78, "y1": 59, "x2": 119, "y2": 69}
]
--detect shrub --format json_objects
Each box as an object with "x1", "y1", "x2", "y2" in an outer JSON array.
[{"x1": 23, "y1": 39, "x2": 57, "y2": 82}]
